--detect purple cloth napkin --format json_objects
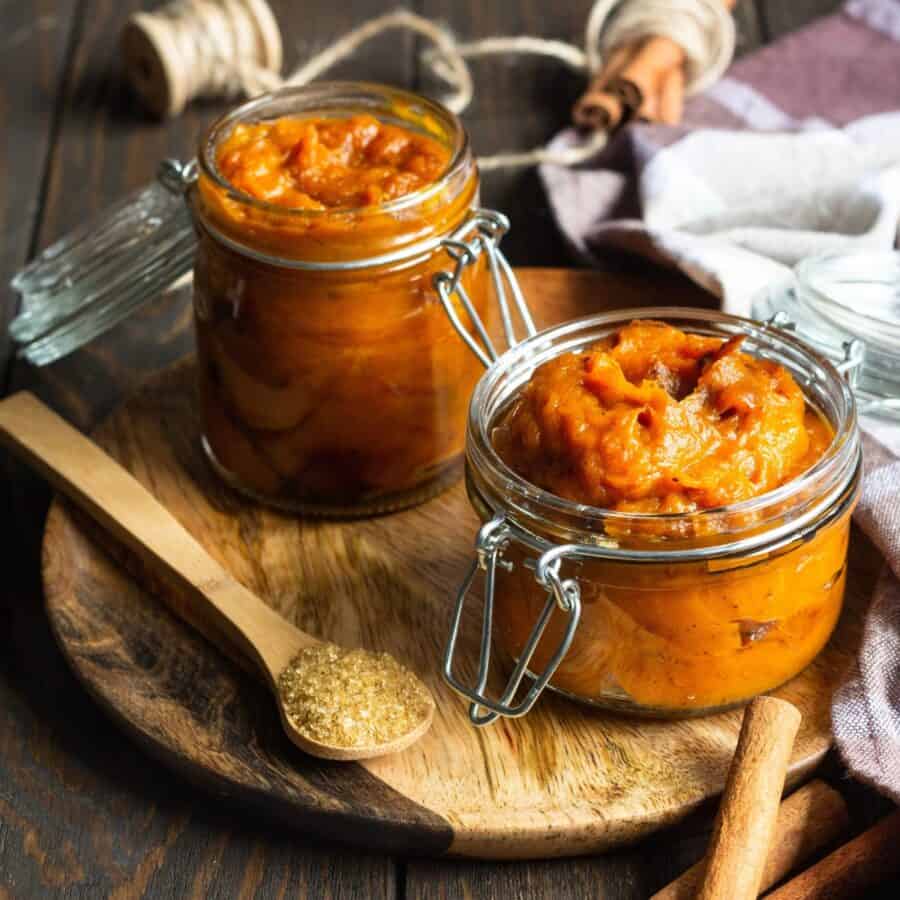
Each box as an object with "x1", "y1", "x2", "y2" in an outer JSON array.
[
  {"x1": 539, "y1": 0, "x2": 900, "y2": 800},
  {"x1": 833, "y1": 432, "x2": 900, "y2": 801}
]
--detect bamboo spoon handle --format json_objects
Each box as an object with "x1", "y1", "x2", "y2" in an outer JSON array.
[
  {"x1": 0, "y1": 391, "x2": 310, "y2": 682},
  {"x1": 697, "y1": 696, "x2": 803, "y2": 900}
]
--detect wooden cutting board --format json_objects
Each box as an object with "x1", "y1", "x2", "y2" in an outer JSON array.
[{"x1": 41, "y1": 268, "x2": 877, "y2": 860}]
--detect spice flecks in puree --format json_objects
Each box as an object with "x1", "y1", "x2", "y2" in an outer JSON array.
[
  {"x1": 215, "y1": 115, "x2": 451, "y2": 210},
  {"x1": 493, "y1": 320, "x2": 832, "y2": 513}
]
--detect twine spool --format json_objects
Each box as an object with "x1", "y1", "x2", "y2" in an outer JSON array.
[
  {"x1": 122, "y1": 0, "x2": 282, "y2": 117},
  {"x1": 120, "y1": 0, "x2": 735, "y2": 168}
]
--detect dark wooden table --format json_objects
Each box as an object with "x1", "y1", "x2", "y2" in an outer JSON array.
[{"x1": 3, "y1": 1, "x2": 897, "y2": 897}]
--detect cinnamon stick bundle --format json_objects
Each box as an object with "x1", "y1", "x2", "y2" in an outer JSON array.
[
  {"x1": 573, "y1": 0, "x2": 736, "y2": 130},
  {"x1": 652, "y1": 780, "x2": 848, "y2": 900},
  {"x1": 765, "y1": 808, "x2": 900, "y2": 900},
  {"x1": 573, "y1": 37, "x2": 687, "y2": 129}
]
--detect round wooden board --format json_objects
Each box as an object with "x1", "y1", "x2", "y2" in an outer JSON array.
[{"x1": 42, "y1": 269, "x2": 877, "y2": 860}]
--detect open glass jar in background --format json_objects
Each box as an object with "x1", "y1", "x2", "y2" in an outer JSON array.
[
  {"x1": 445, "y1": 308, "x2": 862, "y2": 721},
  {"x1": 188, "y1": 83, "x2": 492, "y2": 515}
]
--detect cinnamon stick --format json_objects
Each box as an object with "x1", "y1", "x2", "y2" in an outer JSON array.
[
  {"x1": 657, "y1": 65, "x2": 685, "y2": 127},
  {"x1": 765, "y1": 808, "x2": 900, "y2": 900},
  {"x1": 616, "y1": 36, "x2": 686, "y2": 124},
  {"x1": 573, "y1": 44, "x2": 630, "y2": 130},
  {"x1": 573, "y1": 34, "x2": 689, "y2": 129},
  {"x1": 696, "y1": 696, "x2": 802, "y2": 900},
  {"x1": 573, "y1": 0, "x2": 737, "y2": 130},
  {"x1": 651, "y1": 780, "x2": 848, "y2": 900}
]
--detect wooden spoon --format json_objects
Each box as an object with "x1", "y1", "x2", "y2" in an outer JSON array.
[{"x1": 0, "y1": 391, "x2": 435, "y2": 761}]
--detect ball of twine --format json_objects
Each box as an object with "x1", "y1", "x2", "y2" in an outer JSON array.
[{"x1": 121, "y1": 0, "x2": 735, "y2": 168}]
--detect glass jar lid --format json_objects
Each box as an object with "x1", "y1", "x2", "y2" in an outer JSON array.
[
  {"x1": 752, "y1": 250, "x2": 900, "y2": 419},
  {"x1": 8, "y1": 161, "x2": 196, "y2": 366}
]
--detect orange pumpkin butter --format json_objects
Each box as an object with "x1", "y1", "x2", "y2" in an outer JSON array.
[
  {"x1": 490, "y1": 321, "x2": 848, "y2": 711},
  {"x1": 493, "y1": 320, "x2": 832, "y2": 514},
  {"x1": 215, "y1": 115, "x2": 451, "y2": 210}
]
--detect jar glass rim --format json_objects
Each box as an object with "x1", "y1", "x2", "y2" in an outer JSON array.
[
  {"x1": 196, "y1": 81, "x2": 471, "y2": 220},
  {"x1": 796, "y1": 249, "x2": 900, "y2": 343},
  {"x1": 466, "y1": 306, "x2": 860, "y2": 551}
]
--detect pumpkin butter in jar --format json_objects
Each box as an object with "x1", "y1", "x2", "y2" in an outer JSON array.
[
  {"x1": 459, "y1": 311, "x2": 861, "y2": 717},
  {"x1": 188, "y1": 84, "x2": 490, "y2": 515}
]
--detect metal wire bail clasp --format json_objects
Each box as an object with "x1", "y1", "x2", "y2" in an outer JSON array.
[
  {"x1": 158, "y1": 157, "x2": 198, "y2": 195},
  {"x1": 443, "y1": 516, "x2": 583, "y2": 726},
  {"x1": 433, "y1": 210, "x2": 537, "y2": 369}
]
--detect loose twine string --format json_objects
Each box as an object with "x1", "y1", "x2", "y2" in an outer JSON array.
[{"x1": 123, "y1": 0, "x2": 735, "y2": 170}]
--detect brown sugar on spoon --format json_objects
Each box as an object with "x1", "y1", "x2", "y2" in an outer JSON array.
[{"x1": 278, "y1": 643, "x2": 433, "y2": 750}]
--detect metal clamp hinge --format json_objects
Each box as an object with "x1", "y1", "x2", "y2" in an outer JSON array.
[
  {"x1": 443, "y1": 515, "x2": 582, "y2": 726},
  {"x1": 434, "y1": 210, "x2": 536, "y2": 369}
]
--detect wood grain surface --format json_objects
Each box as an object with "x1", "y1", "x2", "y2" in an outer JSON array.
[
  {"x1": 41, "y1": 268, "x2": 879, "y2": 860},
  {"x1": 4, "y1": 1, "x2": 896, "y2": 897}
]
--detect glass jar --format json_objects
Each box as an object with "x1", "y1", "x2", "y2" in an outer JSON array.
[
  {"x1": 444, "y1": 308, "x2": 861, "y2": 721},
  {"x1": 9, "y1": 82, "x2": 527, "y2": 513},
  {"x1": 188, "y1": 83, "x2": 495, "y2": 515},
  {"x1": 752, "y1": 250, "x2": 900, "y2": 419}
]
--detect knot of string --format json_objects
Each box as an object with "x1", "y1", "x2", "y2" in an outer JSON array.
[{"x1": 126, "y1": 0, "x2": 735, "y2": 169}]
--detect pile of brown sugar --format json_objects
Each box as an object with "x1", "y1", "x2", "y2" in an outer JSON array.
[{"x1": 277, "y1": 643, "x2": 433, "y2": 749}]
